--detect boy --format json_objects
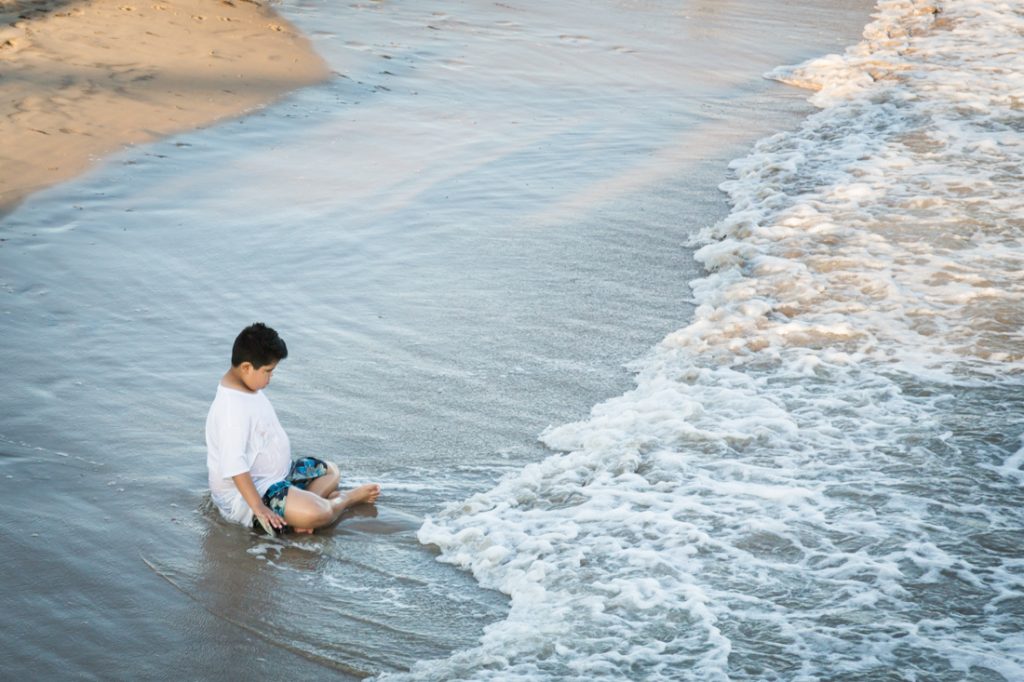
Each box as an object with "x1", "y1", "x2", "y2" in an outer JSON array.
[{"x1": 206, "y1": 322, "x2": 380, "y2": 536}]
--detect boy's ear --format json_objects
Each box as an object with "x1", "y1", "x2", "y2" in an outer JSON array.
[{"x1": 238, "y1": 361, "x2": 254, "y2": 372}]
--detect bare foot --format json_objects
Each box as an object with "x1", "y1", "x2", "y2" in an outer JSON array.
[
  {"x1": 343, "y1": 483, "x2": 381, "y2": 507},
  {"x1": 295, "y1": 485, "x2": 381, "y2": 534}
]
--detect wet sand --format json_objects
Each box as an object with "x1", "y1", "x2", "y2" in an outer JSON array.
[{"x1": 0, "y1": 0, "x2": 328, "y2": 217}]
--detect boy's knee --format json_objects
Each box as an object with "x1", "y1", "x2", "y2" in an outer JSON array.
[
  {"x1": 285, "y1": 492, "x2": 334, "y2": 529},
  {"x1": 321, "y1": 461, "x2": 341, "y2": 488},
  {"x1": 293, "y1": 509, "x2": 332, "y2": 530}
]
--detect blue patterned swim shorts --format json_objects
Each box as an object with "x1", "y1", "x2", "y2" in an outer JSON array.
[{"x1": 253, "y1": 456, "x2": 329, "y2": 531}]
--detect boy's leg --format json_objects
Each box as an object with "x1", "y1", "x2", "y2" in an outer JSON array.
[
  {"x1": 284, "y1": 482, "x2": 381, "y2": 533},
  {"x1": 304, "y1": 460, "x2": 340, "y2": 498}
]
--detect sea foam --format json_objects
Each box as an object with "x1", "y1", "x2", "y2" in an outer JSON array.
[{"x1": 403, "y1": 1, "x2": 1024, "y2": 679}]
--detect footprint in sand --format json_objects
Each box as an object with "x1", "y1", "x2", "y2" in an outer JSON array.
[
  {"x1": 15, "y1": 95, "x2": 45, "y2": 111},
  {"x1": 108, "y1": 67, "x2": 153, "y2": 84},
  {"x1": 0, "y1": 36, "x2": 26, "y2": 57},
  {"x1": 119, "y1": 6, "x2": 136, "y2": 12}
]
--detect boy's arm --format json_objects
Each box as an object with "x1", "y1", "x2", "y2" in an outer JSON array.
[{"x1": 232, "y1": 471, "x2": 287, "y2": 531}]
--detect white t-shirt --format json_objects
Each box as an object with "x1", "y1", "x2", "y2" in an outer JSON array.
[{"x1": 205, "y1": 383, "x2": 291, "y2": 526}]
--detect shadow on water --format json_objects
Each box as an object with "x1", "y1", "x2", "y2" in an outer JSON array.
[
  {"x1": 142, "y1": 526, "x2": 374, "y2": 678},
  {"x1": 141, "y1": 497, "x2": 508, "y2": 678}
]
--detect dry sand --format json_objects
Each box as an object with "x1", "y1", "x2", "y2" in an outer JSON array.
[{"x1": 0, "y1": 0, "x2": 329, "y2": 217}]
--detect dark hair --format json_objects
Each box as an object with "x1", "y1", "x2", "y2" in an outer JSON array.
[{"x1": 231, "y1": 322, "x2": 288, "y2": 368}]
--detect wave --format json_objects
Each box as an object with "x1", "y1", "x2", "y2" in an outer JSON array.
[{"x1": 399, "y1": 2, "x2": 1024, "y2": 679}]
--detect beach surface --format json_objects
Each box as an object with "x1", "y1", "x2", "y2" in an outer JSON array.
[
  {"x1": 0, "y1": 0, "x2": 328, "y2": 216},
  {"x1": 0, "y1": 0, "x2": 903, "y2": 679}
]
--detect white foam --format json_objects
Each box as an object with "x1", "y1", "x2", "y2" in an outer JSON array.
[
  {"x1": 991, "y1": 436, "x2": 1024, "y2": 483},
  {"x1": 403, "y1": 0, "x2": 1024, "y2": 679}
]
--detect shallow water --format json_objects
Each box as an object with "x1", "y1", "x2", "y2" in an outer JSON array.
[{"x1": 0, "y1": 0, "x2": 895, "y2": 678}]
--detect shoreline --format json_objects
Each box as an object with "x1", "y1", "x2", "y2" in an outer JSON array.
[
  {"x1": 0, "y1": 0, "x2": 329, "y2": 219},
  {"x1": 0, "y1": 0, "x2": 878, "y2": 678}
]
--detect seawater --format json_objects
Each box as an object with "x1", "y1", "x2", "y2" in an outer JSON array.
[
  {"x1": 0, "y1": 0, "x2": 873, "y2": 678},
  {"x1": 414, "y1": 1, "x2": 1024, "y2": 679},
  {"x1": 2, "y1": 0, "x2": 1018, "y2": 678}
]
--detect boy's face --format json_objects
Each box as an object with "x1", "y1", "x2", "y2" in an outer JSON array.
[{"x1": 240, "y1": 360, "x2": 278, "y2": 392}]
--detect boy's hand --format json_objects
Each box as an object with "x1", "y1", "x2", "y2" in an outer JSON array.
[
  {"x1": 232, "y1": 472, "x2": 286, "y2": 533},
  {"x1": 255, "y1": 503, "x2": 286, "y2": 531}
]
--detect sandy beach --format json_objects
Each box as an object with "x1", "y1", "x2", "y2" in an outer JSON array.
[{"x1": 0, "y1": 0, "x2": 328, "y2": 217}]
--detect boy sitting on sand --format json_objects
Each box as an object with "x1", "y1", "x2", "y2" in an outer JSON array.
[{"x1": 205, "y1": 322, "x2": 380, "y2": 536}]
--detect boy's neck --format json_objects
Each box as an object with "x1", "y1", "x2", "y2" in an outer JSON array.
[{"x1": 221, "y1": 367, "x2": 255, "y2": 393}]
